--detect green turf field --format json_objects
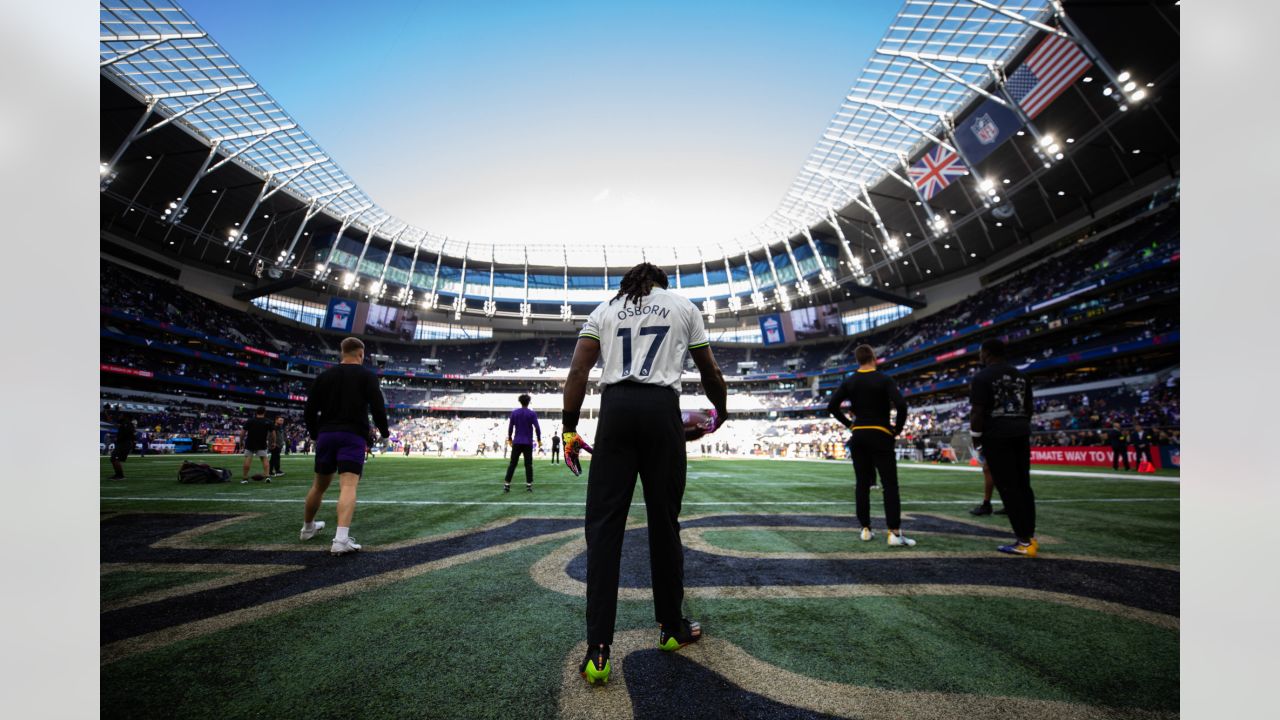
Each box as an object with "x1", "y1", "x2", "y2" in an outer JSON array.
[{"x1": 100, "y1": 453, "x2": 1179, "y2": 719}]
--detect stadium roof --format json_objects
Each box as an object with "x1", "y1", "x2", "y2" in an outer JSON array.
[
  {"x1": 772, "y1": 1, "x2": 1050, "y2": 231},
  {"x1": 103, "y1": 0, "x2": 1052, "y2": 267},
  {"x1": 100, "y1": 0, "x2": 1179, "y2": 323},
  {"x1": 99, "y1": 1, "x2": 433, "y2": 253}
]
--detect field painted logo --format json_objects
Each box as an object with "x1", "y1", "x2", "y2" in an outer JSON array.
[
  {"x1": 101, "y1": 511, "x2": 1177, "y2": 681},
  {"x1": 531, "y1": 513, "x2": 1178, "y2": 628}
]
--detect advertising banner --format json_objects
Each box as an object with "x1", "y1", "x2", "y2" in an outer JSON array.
[
  {"x1": 758, "y1": 314, "x2": 786, "y2": 346},
  {"x1": 1029, "y1": 446, "x2": 1163, "y2": 470},
  {"x1": 954, "y1": 96, "x2": 1024, "y2": 167},
  {"x1": 324, "y1": 297, "x2": 365, "y2": 334},
  {"x1": 101, "y1": 364, "x2": 154, "y2": 378}
]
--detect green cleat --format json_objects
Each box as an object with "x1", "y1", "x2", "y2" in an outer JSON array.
[
  {"x1": 658, "y1": 618, "x2": 702, "y2": 651},
  {"x1": 579, "y1": 644, "x2": 611, "y2": 685}
]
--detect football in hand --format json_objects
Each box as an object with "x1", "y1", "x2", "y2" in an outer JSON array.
[{"x1": 682, "y1": 409, "x2": 717, "y2": 442}]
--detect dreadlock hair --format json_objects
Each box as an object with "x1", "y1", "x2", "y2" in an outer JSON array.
[{"x1": 610, "y1": 262, "x2": 669, "y2": 307}]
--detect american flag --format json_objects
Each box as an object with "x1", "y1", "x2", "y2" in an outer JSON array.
[
  {"x1": 1006, "y1": 34, "x2": 1092, "y2": 118},
  {"x1": 908, "y1": 145, "x2": 967, "y2": 200}
]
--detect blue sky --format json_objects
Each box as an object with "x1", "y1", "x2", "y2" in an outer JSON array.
[{"x1": 182, "y1": 0, "x2": 902, "y2": 248}]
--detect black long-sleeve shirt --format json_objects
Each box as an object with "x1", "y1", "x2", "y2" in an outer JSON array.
[
  {"x1": 303, "y1": 363, "x2": 389, "y2": 440},
  {"x1": 969, "y1": 362, "x2": 1033, "y2": 440},
  {"x1": 826, "y1": 369, "x2": 908, "y2": 436}
]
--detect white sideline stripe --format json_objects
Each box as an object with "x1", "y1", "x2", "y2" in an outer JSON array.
[
  {"x1": 896, "y1": 462, "x2": 1180, "y2": 483},
  {"x1": 103, "y1": 454, "x2": 1180, "y2": 482},
  {"x1": 99, "y1": 496, "x2": 1177, "y2": 507}
]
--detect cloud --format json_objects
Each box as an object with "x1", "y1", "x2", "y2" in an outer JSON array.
[{"x1": 591, "y1": 188, "x2": 611, "y2": 202}]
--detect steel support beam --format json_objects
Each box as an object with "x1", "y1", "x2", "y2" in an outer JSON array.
[{"x1": 165, "y1": 140, "x2": 220, "y2": 224}]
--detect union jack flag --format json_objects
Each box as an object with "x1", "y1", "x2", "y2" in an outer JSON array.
[
  {"x1": 1006, "y1": 33, "x2": 1092, "y2": 118},
  {"x1": 908, "y1": 145, "x2": 967, "y2": 200}
]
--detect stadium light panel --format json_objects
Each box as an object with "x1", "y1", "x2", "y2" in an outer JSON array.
[{"x1": 1118, "y1": 71, "x2": 1131, "y2": 82}]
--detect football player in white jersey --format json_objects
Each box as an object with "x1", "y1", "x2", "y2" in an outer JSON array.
[{"x1": 561, "y1": 262, "x2": 728, "y2": 686}]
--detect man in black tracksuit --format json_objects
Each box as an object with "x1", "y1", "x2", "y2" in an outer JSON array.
[
  {"x1": 827, "y1": 344, "x2": 914, "y2": 546},
  {"x1": 969, "y1": 338, "x2": 1038, "y2": 557},
  {"x1": 269, "y1": 415, "x2": 286, "y2": 477},
  {"x1": 1132, "y1": 424, "x2": 1154, "y2": 467},
  {"x1": 1107, "y1": 423, "x2": 1130, "y2": 471}
]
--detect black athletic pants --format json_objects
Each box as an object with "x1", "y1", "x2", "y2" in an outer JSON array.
[
  {"x1": 504, "y1": 443, "x2": 534, "y2": 485},
  {"x1": 983, "y1": 435, "x2": 1036, "y2": 540},
  {"x1": 585, "y1": 382, "x2": 686, "y2": 646},
  {"x1": 1111, "y1": 445, "x2": 1130, "y2": 471},
  {"x1": 551, "y1": 445, "x2": 560, "y2": 464},
  {"x1": 848, "y1": 430, "x2": 901, "y2": 529},
  {"x1": 269, "y1": 447, "x2": 282, "y2": 474}
]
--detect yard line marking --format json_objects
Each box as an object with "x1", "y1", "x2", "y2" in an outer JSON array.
[{"x1": 100, "y1": 496, "x2": 1177, "y2": 507}]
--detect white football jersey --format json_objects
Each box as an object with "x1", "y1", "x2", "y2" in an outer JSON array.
[{"x1": 579, "y1": 287, "x2": 708, "y2": 391}]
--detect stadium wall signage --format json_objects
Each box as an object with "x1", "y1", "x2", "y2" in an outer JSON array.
[{"x1": 1030, "y1": 446, "x2": 1164, "y2": 469}]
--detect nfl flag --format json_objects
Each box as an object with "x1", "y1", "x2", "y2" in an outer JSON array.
[
  {"x1": 1005, "y1": 34, "x2": 1092, "y2": 118},
  {"x1": 908, "y1": 145, "x2": 967, "y2": 200}
]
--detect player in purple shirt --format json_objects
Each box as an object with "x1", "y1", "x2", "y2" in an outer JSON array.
[{"x1": 504, "y1": 394, "x2": 543, "y2": 493}]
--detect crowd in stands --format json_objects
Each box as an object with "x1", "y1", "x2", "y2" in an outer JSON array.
[
  {"x1": 101, "y1": 205, "x2": 1179, "y2": 462},
  {"x1": 103, "y1": 347, "x2": 311, "y2": 397},
  {"x1": 101, "y1": 205, "x2": 1177, "y2": 381},
  {"x1": 101, "y1": 401, "x2": 309, "y2": 451}
]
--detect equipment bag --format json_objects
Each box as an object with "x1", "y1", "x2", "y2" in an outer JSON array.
[{"x1": 178, "y1": 460, "x2": 232, "y2": 484}]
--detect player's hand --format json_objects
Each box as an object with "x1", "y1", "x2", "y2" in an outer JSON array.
[
  {"x1": 506, "y1": 438, "x2": 512, "y2": 446},
  {"x1": 563, "y1": 431, "x2": 593, "y2": 477},
  {"x1": 710, "y1": 408, "x2": 728, "y2": 433}
]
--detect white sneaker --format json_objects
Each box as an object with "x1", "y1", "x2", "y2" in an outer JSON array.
[
  {"x1": 888, "y1": 532, "x2": 916, "y2": 547},
  {"x1": 300, "y1": 520, "x2": 326, "y2": 541},
  {"x1": 860, "y1": 527, "x2": 875, "y2": 542},
  {"x1": 330, "y1": 536, "x2": 362, "y2": 555}
]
